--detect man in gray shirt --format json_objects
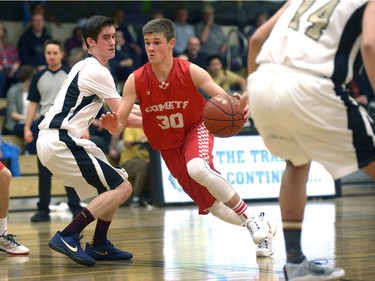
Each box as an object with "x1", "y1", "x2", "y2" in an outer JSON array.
[{"x1": 24, "y1": 39, "x2": 82, "y2": 222}]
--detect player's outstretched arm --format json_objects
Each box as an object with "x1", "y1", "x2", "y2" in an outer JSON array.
[{"x1": 190, "y1": 63, "x2": 227, "y2": 98}]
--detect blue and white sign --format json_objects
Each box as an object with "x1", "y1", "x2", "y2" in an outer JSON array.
[{"x1": 161, "y1": 135, "x2": 336, "y2": 204}]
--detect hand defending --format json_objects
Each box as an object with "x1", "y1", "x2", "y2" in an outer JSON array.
[{"x1": 99, "y1": 112, "x2": 120, "y2": 134}]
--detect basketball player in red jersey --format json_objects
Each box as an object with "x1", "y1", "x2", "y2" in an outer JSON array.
[{"x1": 100, "y1": 18, "x2": 275, "y2": 257}]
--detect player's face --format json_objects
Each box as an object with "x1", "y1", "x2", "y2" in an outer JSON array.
[
  {"x1": 45, "y1": 44, "x2": 64, "y2": 70},
  {"x1": 144, "y1": 33, "x2": 174, "y2": 64},
  {"x1": 90, "y1": 25, "x2": 116, "y2": 63}
]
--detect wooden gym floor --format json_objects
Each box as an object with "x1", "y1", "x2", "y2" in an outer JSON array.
[{"x1": 1, "y1": 190, "x2": 375, "y2": 281}]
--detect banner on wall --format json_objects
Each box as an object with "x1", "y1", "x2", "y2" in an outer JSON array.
[{"x1": 160, "y1": 135, "x2": 336, "y2": 204}]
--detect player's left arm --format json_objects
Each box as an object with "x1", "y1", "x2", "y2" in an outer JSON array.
[{"x1": 190, "y1": 63, "x2": 227, "y2": 98}]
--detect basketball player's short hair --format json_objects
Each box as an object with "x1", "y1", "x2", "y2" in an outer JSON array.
[
  {"x1": 82, "y1": 15, "x2": 118, "y2": 48},
  {"x1": 142, "y1": 18, "x2": 175, "y2": 42}
]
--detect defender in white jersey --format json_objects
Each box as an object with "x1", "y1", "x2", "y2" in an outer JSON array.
[
  {"x1": 240, "y1": 0, "x2": 375, "y2": 280},
  {"x1": 37, "y1": 15, "x2": 141, "y2": 267}
]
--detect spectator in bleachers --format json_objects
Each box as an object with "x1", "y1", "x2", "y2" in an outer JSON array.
[
  {"x1": 24, "y1": 39, "x2": 82, "y2": 222},
  {"x1": 112, "y1": 8, "x2": 142, "y2": 69},
  {"x1": 195, "y1": 4, "x2": 227, "y2": 62},
  {"x1": 64, "y1": 26, "x2": 83, "y2": 60},
  {"x1": 150, "y1": 10, "x2": 164, "y2": 20},
  {"x1": 242, "y1": 11, "x2": 269, "y2": 72},
  {"x1": 17, "y1": 12, "x2": 51, "y2": 71},
  {"x1": 119, "y1": 127, "x2": 153, "y2": 208},
  {"x1": 184, "y1": 36, "x2": 207, "y2": 69},
  {"x1": 206, "y1": 54, "x2": 246, "y2": 94},
  {"x1": 245, "y1": 11, "x2": 269, "y2": 39},
  {"x1": 173, "y1": 7, "x2": 195, "y2": 56},
  {"x1": 22, "y1": 1, "x2": 61, "y2": 28},
  {"x1": 109, "y1": 30, "x2": 135, "y2": 93},
  {"x1": 4, "y1": 65, "x2": 38, "y2": 154},
  {"x1": 0, "y1": 21, "x2": 21, "y2": 98},
  {"x1": 67, "y1": 41, "x2": 88, "y2": 68}
]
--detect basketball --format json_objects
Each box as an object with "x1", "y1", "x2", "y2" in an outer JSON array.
[{"x1": 202, "y1": 94, "x2": 245, "y2": 137}]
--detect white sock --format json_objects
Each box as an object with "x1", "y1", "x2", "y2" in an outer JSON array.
[
  {"x1": 207, "y1": 201, "x2": 243, "y2": 226},
  {"x1": 0, "y1": 217, "x2": 7, "y2": 235}
]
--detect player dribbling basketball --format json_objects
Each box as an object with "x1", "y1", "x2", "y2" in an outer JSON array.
[{"x1": 100, "y1": 18, "x2": 276, "y2": 257}]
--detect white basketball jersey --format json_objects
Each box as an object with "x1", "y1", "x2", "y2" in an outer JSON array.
[
  {"x1": 39, "y1": 57, "x2": 120, "y2": 138},
  {"x1": 257, "y1": 0, "x2": 368, "y2": 87}
]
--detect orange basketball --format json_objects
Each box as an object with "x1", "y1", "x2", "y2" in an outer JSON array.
[{"x1": 202, "y1": 94, "x2": 245, "y2": 137}]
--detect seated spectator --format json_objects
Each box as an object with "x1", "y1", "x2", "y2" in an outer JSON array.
[
  {"x1": 183, "y1": 36, "x2": 207, "y2": 69},
  {"x1": 109, "y1": 30, "x2": 135, "y2": 93},
  {"x1": 119, "y1": 127, "x2": 153, "y2": 208},
  {"x1": 242, "y1": 11, "x2": 269, "y2": 71},
  {"x1": 17, "y1": 12, "x2": 51, "y2": 71},
  {"x1": 195, "y1": 4, "x2": 227, "y2": 61},
  {"x1": 0, "y1": 21, "x2": 21, "y2": 98},
  {"x1": 67, "y1": 41, "x2": 88, "y2": 68},
  {"x1": 173, "y1": 7, "x2": 195, "y2": 56},
  {"x1": 150, "y1": 10, "x2": 164, "y2": 19},
  {"x1": 112, "y1": 8, "x2": 142, "y2": 69},
  {"x1": 22, "y1": 2, "x2": 61, "y2": 28},
  {"x1": 245, "y1": 11, "x2": 269, "y2": 39},
  {"x1": 64, "y1": 26, "x2": 83, "y2": 60},
  {"x1": 206, "y1": 55, "x2": 246, "y2": 94},
  {"x1": 4, "y1": 65, "x2": 38, "y2": 154}
]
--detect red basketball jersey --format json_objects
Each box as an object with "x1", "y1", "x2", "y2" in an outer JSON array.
[{"x1": 134, "y1": 58, "x2": 207, "y2": 150}]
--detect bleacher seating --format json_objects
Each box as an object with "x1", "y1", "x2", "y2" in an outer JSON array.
[
  {"x1": 0, "y1": 98, "x2": 7, "y2": 108},
  {"x1": 0, "y1": 98, "x2": 7, "y2": 117},
  {"x1": 9, "y1": 154, "x2": 66, "y2": 198},
  {"x1": 2, "y1": 135, "x2": 26, "y2": 153},
  {"x1": 0, "y1": 116, "x2": 5, "y2": 130},
  {"x1": 19, "y1": 154, "x2": 38, "y2": 175},
  {"x1": 10, "y1": 175, "x2": 66, "y2": 197}
]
